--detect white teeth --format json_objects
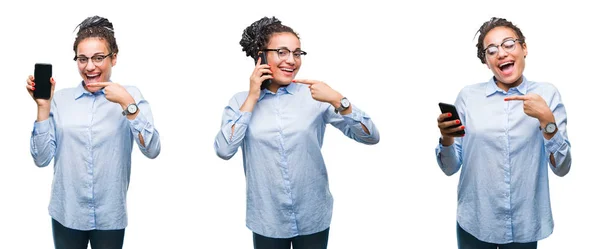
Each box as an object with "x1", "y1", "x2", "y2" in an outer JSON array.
[
  {"x1": 499, "y1": 62, "x2": 513, "y2": 67},
  {"x1": 281, "y1": 68, "x2": 294, "y2": 72}
]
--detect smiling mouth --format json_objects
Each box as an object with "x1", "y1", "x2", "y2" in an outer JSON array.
[
  {"x1": 499, "y1": 61, "x2": 514, "y2": 73},
  {"x1": 280, "y1": 68, "x2": 295, "y2": 73},
  {"x1": 86, "y1": 73, "x2": 101, "y2": 82}
]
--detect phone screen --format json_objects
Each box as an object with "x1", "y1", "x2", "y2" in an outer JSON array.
[
  {"x1": 259, "y1": 52, "x2": 271, "y2": 90},
  {"x1": 34, "y1": 63, "x2": 52, "y2": 99},
  {"x1": 438, "y1": 102, "x2": 465, "y2": 135}
]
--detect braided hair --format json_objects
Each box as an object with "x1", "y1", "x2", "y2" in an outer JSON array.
[
  {"x1": 240, "y1": 16, "x2": 299, "y2": 62},
  {"x1": 73, "y1": 16, "x2": 119, "y2": 56}
]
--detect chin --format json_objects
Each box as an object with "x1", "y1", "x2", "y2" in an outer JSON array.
[
  {"x1": 273, "y1": 79, "x2": 292, "y2": 85},
  {"x1": 498, "y1": 75, "x2": 521, "y2": 85}
]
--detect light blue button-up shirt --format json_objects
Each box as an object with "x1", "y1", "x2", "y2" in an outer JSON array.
[
  {"x1": 30, "y1": 82, "x2": 161, "y2": 231},
  {"x1": 436, "y1": 76, "x2": 571, "y2": 244},
  {"x1": 215, "y1": 83, "x2": 379, "y2": 238}
]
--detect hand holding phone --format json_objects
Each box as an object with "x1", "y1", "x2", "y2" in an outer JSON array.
[
  {"x1": 438, "y1": 102, "x2": 465, "y2": 136},
  {"x1": 33, "y1": 63, "x2": 53, "y2": 99}
]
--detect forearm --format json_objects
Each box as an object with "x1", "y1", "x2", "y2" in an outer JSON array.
[
  {"x1": 36, "y1": 105, "x2": 50, "y2": 122},
  {"x1": 545, "y1": 132, "x2": 571, "y2": 176},
  {"x1": 435, "y1": 141, "x2": 462, "y2": 176},
  {"x1": 239, "y1": 94, "x2": 259, "y2": 113},
  {"x1": 128, "y1": 112, "x2": 160, "y2": 159},
  {"x1": 215, "y1": 111, "x2": 251, "y2": 160},
  {"x1": 332, "y1": 105, "x2": 379, "y2": 144},
  {"x1": 538, "y1": 107, "x2": 571, "y2": 175},
  {"x1": 30, "y1": 119, "x2": 56, "y2": 167},
  {"x1": 342, "y1": 105, "x2": 371, "y2": 135},
  {"x1": 119, "y1": 97, "x2": 139, "y2": 120}
]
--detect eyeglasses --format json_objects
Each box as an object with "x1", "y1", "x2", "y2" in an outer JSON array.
[
  {"x1": 263, "y1": 48, "x2": 307, "y2": 60},
  {"x1": 484, "y1": 39, "x2": 522, "y2": 57},
  {"x1": 74, "y1": 52, "x2": 114, "y2": 66}
]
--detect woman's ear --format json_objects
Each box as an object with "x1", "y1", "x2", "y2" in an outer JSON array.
[{"x1": 111, "y1": 53, "x2": 118, "y2": 66}]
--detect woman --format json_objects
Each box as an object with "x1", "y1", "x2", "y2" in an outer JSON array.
[
  {"x1": 214, "y1": 16, "x2": 380, "y2": 249},
  {"x1": 436, "y1": 17, "x2": 571, "y2": 248},
  {"x1": 27, "y1": 16, "x2": 161, "y2": 249}
]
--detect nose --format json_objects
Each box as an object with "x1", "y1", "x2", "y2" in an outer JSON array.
[
  {"x1": 285, "y1": 54, "x2": 296, "y2": 65},
  {"x1": 85, "y1": 60, "x2": 96, "y2": 71},
  {"x1": 497, "y1": 46, "x2": 509, "y2": 59}
]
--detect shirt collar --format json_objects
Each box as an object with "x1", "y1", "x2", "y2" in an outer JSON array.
[
  {"x1": 485, "y1": 76, "x2": 529, "y2": 97},
  {"x1": 257, "y1": 82, "x2": 299, "y2": 101},
  {"x1": 73, "y1": 81, "x2": 106, "y2": 100}
]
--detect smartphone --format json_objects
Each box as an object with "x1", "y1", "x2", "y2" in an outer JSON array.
[
  {"x1": 438, "y1": 102, "x2": 465, "y2": 136},
  {"x1": 34, "y1": 63, "x2": 52, "y2": 99},
  {"x1": 258, "y1": 52, "x2": 271, "y2": 90}
]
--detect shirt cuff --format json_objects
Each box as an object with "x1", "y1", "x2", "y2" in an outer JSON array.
[
  {"x1": 544, "y1": 131, "x2": 565, "y2": 155},
  {"x1": 128, "y1": 112, "x2": 150, "y2": 134},
  {"x1": 342, "y1": 105, "x2": 369, "y2": 124},
  {"x1": 234, "y1": 111, "x2": 252, "y2": 126},
  {"x1": 33, "y1": 119, "x2": 51, "y2": 135},
  {"x1": 436, "y1": 139, "x2": 456, "y2": 155}
]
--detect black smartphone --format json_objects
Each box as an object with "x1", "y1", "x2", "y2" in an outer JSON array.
[
  {"x1": 258, "y1": 52, "x2": 271, "y2": 90},
  {"x1": 438, "y1": 102, "x2": 465, "y2": 136},
  {"x1": 34, "y1": 63, "x2": 52, "y2": 99}
]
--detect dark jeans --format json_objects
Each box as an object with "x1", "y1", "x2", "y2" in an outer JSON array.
[
  {"x1": 457, "y1": 223, "x2": 537, "y2": 249},
  {"x1": 52, "y1": 219, "x2": 125, "y2": 249},
  {"x1": 253, "y1": 227, "x2": 329, "y2": 249}
]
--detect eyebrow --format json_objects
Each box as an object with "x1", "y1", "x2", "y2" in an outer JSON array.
[
  {"x1": 76, "y1": 52, "x2": 109, "y2": 57},
  {"x1": 276, "y1": 46, "x2": 302, "y2": 51}
]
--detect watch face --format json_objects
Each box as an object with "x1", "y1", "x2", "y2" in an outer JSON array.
[
  {"x1": 547, "y1": 123, "x2": 556, "y2": 132},
  {"x1": 341, "y1": 98, "x2": 350, "y2": 108},
  {"x1": 128, "y1": 104, "x2": 137, "y2": 113}
]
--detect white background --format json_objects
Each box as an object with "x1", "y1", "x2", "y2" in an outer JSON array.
[{"x1": 0, "y1": 0, "x2": 597, "y2": 248}]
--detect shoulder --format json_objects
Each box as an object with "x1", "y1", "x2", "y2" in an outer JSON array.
[
  {"x1": 457, "y1": 81, "x2": 488, "y2": 99},
  {"x1": 231, "y1": 91, "x2": 249, "y2": 101},
  {"x1": 225, "y1": 91, "x2": 250, "y2": 106},
  {"x1": 527, "y1": 80, "x2": 560, "y2": 93},
  {"x1": 461, "y1": 81, "x2": 488, "y2": 92}
]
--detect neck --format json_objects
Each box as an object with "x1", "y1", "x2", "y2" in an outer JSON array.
[
  {"x1": 495, "y1": 76, "x2": 523, "y2": 92},
  {"x1": 267, "y1": 82, "x2": 288, "y2": 93}
]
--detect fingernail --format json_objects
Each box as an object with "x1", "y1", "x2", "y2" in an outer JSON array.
[
  {"x1": 32, "y1": 87, "x2": 35, "y2": 90},
  {"x1": 504, "y1": 98, "x2": 508, "y2": 101},
  {"x1": 455, "y1": 120, "x2": 460, "y2": 124},
  {"x1": 32, "y1": 83, "x2": 35, "y2": 86},
  {"x1": 447, "y1": 113, "x2": 452, "y2": 117},
  {"x1": 292, "y1": 80, "x2": 296, "y2": 82},
  {"x1": 461, "y1": 134, "x2": 465, "y2": 137},
  {"x1": 460, "y1": 126, "x2": 465, "y2": 129}
]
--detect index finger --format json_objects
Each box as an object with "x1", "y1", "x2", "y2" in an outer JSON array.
[
  {"x1": 438, "y1": 112, "x2": 452, "y2": 122},
  {"x1": 86, "y1": 82, "x2": 111, "y2": 87},
  {"x1": 292, "y1": 79, "x2": 318, "y2": 85},
  {"x1": 255, "y1": 56, "x2": 262, "y2": 66},
  {"x1": 504, "y1": 95, "x2": 528, "y2": 101}
]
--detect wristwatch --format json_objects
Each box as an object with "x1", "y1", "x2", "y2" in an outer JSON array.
[
  {"x1": 122, "y1": 103, "x2": 138, "y2": 116},
  {"x1": 334, "y1": 97, "x2": 350, "y2": 114},
  {"x1": 541, "y1": 122, "x2": 557, "y2": 134}
]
